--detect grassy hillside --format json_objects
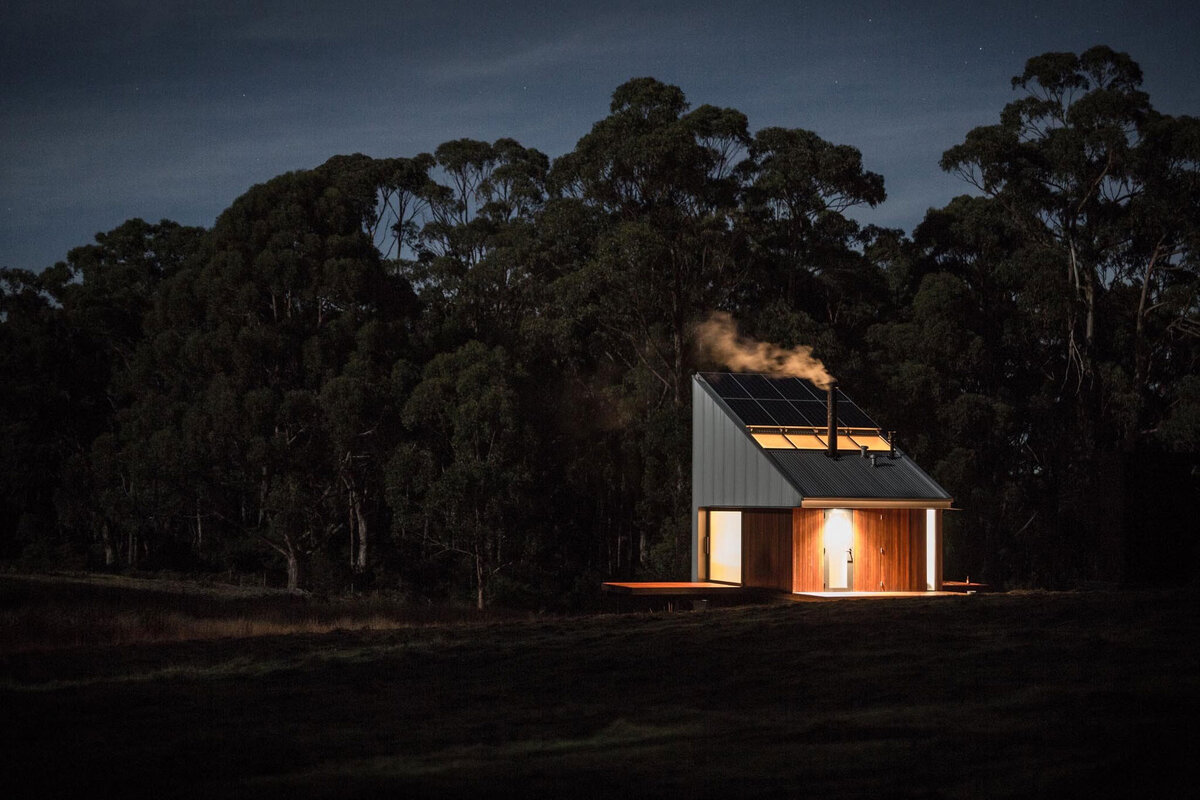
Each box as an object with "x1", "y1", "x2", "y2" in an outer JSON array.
[{"x1": 2, "y1": 575, "x2": 1197, "y2": 798}]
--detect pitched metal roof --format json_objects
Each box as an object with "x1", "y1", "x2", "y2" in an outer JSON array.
[
  {"x1": 767, "y1": 449, "x2": 951, "y2": 501},
  {"x1": 694, "y1": 371, "x2": 952, "y2": 504}
]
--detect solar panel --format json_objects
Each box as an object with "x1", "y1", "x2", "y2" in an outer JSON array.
[
  {"x1": 777, "y1": 378, "x2": 822, "y2": 401},
  {"x1": 701, "y1": 372, "x2": 750, "y2": 399},
  {"x1": 731, "y1": 373, "x2": 785, "y2": 399},
  {"x1": 701, "y1": 372, "x2": 881, "y2": 430},
  {"x1": 723, "y1": 398, "x2": 776, "y2": 426},
  {"x1": 789, "y1": 401, "x2": 829, "y2": 426},
  {"x1": 757, "y1": 399, "x2": 810, "y2": 426},
  {"x1": 835, "y1": 402, "x2": 877, "y2": 428}
]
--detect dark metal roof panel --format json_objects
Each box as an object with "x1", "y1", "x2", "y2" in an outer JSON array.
[
  {"x1": 766, "y1": 450, "x2": 952, "y2": 501},
  {"x1": 693, "y1": 371, "x2": 953, "y2": 502}
]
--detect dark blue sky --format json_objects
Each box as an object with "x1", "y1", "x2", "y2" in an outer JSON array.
[{"x1": 2, "y1": 1, "x2": 1197, "y2": 272}]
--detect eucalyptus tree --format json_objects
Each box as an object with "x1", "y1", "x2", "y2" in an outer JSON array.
[
  {"x1": 545, "y1": 77, "x2": 900, "y2": 576},
  {"x1": 402, "y1": 137, "x2": 550, "y2": 351},
  {"x1": 121, "y1": 157, "x2": 415, "y2": 588},
  {"x1": 941, "y1": 46, "x2": 1199, "y2": 447},
  {"x1": 323, "y1": 152, "x2": 436, "y2": 262},
  {"x1": 0, "y1": 267, "x2": 75, "y2": 560},
  {"x1": 550, "y1": 78, "x2": 751, "y2": 406},
  {"x1": 386, "y1": 341, "x2": 532, "y2": 608},
  {"x1": 0, "y1": 220, "x2": 208, "y2": 567},
  {"x1": 934, "y1": 46, "x2": 1200, "y2": 584},
  {"x1": 867, "y1": 196, "x2": 1050, "y2": 584},
  {"x1": 540, "y1": 79, "x2": 754, "y2": 574},
  {"x1": 735, "y1": 126, "x2": 888, "y2": 375}
]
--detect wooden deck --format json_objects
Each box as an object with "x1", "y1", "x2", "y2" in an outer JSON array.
[
  {"x1": 601, "y1": 581, "x2": 746, "y2": 596},
  {"x1": 600, "y1": 581, "x2": 760, "y2": 612},
  {"x1": 940, "y1": 580, "x2": 992, "y2": 593},
  {"x1": 602, "y1": 581, "x2": 974, "y2": 610},
  {"x1": 601, "y1": 581, "x2": 974, "y2": 611},
  {"x1": 790, "y1": 590, "x2": 958, "y2": 601}
]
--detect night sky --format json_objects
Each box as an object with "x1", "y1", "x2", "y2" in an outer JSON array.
[{"x1": 2, "y1": 0, "x2": 1197, "y2": 273}]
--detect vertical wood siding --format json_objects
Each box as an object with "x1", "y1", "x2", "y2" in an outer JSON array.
[
  {"x1": 852, "y1": 509, "x2": 928, "y2": 591},
  {"x1": 792, "y1": 508, "x2": 824, "y2": 592},
  {"x1": 742, "y1": 510, "x2": 793, "y2": 591}
]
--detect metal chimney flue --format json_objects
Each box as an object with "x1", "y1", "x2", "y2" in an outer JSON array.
[
  {"x1": 826, "y1": 383, "x2": 838, "y2": 458},
  {"x1": 888, "y1": 430, "x2": 897, "y2": 459}
]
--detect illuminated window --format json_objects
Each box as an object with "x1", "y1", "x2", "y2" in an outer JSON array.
[
  {"x1": 751, "y1": 433, "x2": 795, "y2": 449},
  {"x1": 815, "y1": 434, "x2": 863, "y2": 452},
  {"x1": 845, "y1": 433, "x2": 891, "y2": 452},
  {"x1": 926, "y1": 509, "x2": 937, "y2": 591},
  {"x1": 784, "y1": 432, "x2": 825, "y2": 450},
  {"x1": 709, "y1": 510, "x2": 742, "y2": 584}
]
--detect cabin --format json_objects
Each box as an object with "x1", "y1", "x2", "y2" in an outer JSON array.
[{"x1": 691, "y1": 372, "x2": 953, "y2": 595}]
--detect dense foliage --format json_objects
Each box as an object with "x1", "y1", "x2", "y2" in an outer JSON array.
[{"x1": 3, "y1": 49, "x2": 1197, "y2": 604}]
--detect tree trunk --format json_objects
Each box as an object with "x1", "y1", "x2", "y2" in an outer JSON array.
[
  {"x1": 1083, "y1": 270, "x2": 1096, "y2": 352},
  {"x1": 285, "y1": 543, "x2": 303, "y2": 591},
  {"x1": 475, "y1": 547, "x2": 485, "y2": 610},
  {"x1": 195, "y1": 499, "x2": 203, "y2": 555},
  {"x1": 353, "y1": 491, "x2": 368, "y2": 574},
  {"x1": 1129, "y1": 241, "x2": 1164, "y2": 449},
  {"x1": 102, "y1": 522, "x2": 115, "y2": 567}
]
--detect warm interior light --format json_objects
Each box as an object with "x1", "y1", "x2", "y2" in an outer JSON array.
[
  {"x1": 747, "y1": 427, "x2": 889, "y2": 452},
  {"x1": 784, "y1": 432, "x2": 825, "y2": 449},
  {"x1": 824, "y1": 509, "x2": 852, "y2": 589},
  {"x1": 926, "y1": 509, "x2": 937, "y2": 591},
  {"x1": 815, "y1": 433, "x2": 864, "y2": 452},
  {"x1": 845, "y1": 433, "x2": 891, "y2": 451},
  {"x1": 709, "y1": 510, "x2": 742, "y2": 584},
  {"x1": 752, "y1": 433, "x2": 795, "y2": 449}
]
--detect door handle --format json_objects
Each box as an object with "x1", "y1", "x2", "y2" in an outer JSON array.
[{"x1": 846, "y1": 547, "x2": 854, "y2": 563}]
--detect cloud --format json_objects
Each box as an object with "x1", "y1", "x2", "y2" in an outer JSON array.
[{"x1": 3, "y1": 0, "x2": 1198, "y2": 272}]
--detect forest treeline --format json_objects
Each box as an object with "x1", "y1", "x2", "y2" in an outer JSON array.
[{"x1": 2, "y1": 47, "x2": 1198, "y2": 605}]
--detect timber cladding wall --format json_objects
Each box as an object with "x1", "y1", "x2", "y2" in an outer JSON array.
[
  {"x1": 738, "y1": 507, "x2": 930, "y2": 593},
  {"x1": 792, "y1": 508, "x2": 823, "y2": 592},
  {"x1": 741, "y1": 510, "x2": 793, "y2": 591},
  {"x1": 853, "y1": 509, "x2": 927, "y2": 591}
]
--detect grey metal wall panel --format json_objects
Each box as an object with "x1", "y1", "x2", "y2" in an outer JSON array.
[
  {"x1": 693, "y1": 379, "x2": 802, "y2": 509},
  {"x1": 692, "y1": 377, "x2": 802, "y2": 580}
]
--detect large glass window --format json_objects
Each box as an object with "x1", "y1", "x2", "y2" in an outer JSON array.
[
  {"x1": 709, "y1": 510, "x2": 742, "y2": 584},
  {"x1": 926, "y1": 509, "x2": 938, "y2": 591}
]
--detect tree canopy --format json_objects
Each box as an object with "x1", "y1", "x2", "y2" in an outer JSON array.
[{"x1": 3, "y1": 53, "x2": 1197, "y2": 601}]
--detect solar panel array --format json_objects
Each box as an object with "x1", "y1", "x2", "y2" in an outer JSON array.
[{"x1": 699, "y1": 372, "x2": 878, "y2": 429}]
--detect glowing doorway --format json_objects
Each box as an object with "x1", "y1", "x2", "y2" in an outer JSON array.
[{"x1": 824, "y1": 509, "x2": 854, "y2": 590}]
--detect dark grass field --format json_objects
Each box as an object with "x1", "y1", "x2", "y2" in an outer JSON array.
[{"x1": 1, "y1": 575, "x2": 1197, "y2": 798}]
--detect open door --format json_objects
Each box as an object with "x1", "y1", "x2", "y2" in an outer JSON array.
[{"x1": 823, "y1": 509, "x2": 854, "y2": 590}]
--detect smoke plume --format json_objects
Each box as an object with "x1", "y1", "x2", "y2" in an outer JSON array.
[{"x1": 695, "y1": 311, "x2": 836, "y2": 390}]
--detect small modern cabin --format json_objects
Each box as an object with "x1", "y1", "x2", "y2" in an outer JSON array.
[{"x1": 692, "y1": 372, "x2": 953, "y2": 594}]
